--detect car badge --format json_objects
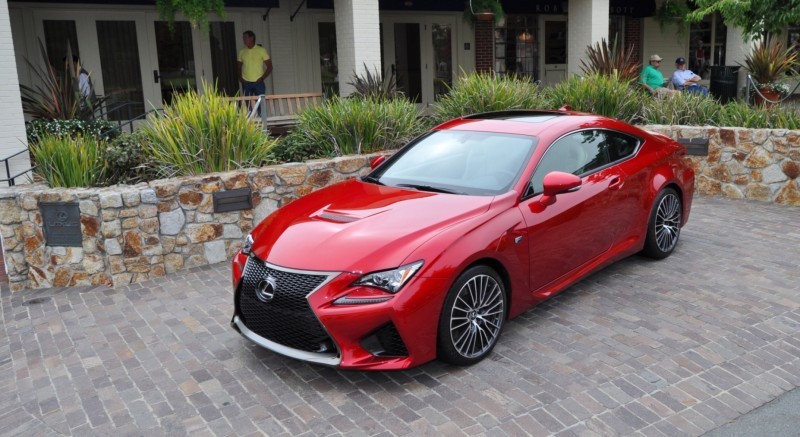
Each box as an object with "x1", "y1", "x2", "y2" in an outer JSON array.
[{"x1": 255, "y1": 276, "x2": 277, "y2": 303}]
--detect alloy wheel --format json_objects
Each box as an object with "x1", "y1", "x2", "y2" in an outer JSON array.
[
  {"x1": 449, "y1": 274, "x2": 505, "y2": 359},
  {"x1": 655, "y1": 193, "x2": 681, "y2": 253}
]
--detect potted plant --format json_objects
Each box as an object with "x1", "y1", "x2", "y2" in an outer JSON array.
[
  {"x1": 740, "y1": 36, "x2": 799, "y2": 105},
  {"x1": 463, "y1": 0, "x2": 504, "y2": 26}
]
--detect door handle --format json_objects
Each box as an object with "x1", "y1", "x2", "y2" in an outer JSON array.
[
  {"x1": 153, "y1": 70, "x2": 160, "y2": 83},
  {"x1": 609, "y1": 176, "x2": 624, "y2": 190}
]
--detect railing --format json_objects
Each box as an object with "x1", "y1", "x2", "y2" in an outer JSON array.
[{"x1": 0, "y1": 148, "x2": 35, "y2": 186}]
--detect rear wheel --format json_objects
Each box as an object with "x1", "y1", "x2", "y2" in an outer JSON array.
[
  {"x1": 437, "y1": 265, "x2": 506, "y2": 366},
  {"x1": 642, "y1": 187, "x2": 682, "y2": 259}
]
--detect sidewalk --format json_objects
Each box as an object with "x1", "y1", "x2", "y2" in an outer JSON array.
[{"x1": 704, "y1": 387, "x2": 800, "y2": 436}]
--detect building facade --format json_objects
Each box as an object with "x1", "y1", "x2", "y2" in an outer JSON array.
[{"x1": 0, "y1": 0, "x2": 767, "y2": 187}]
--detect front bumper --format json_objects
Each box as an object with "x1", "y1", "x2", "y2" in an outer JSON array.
[{"x1": 231, "y1": 255, "x2": 450, "y2": 370}]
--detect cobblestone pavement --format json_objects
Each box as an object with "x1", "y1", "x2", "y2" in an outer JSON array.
[{"x1": 2, "y1": 195, "x2": 799, "y2": 436}]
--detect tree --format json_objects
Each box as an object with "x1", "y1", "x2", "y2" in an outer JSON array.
[
  {"x1": 156, "y1": 0, "x2": 225, "y2": 32},
  {"x1": 687, "y1": 0, "x2": 800, "y2": 40}
]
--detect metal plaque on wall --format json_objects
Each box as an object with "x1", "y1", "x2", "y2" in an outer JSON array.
[
  {"x1": 40, "y1": 202, "x2": 82, "y2": 247},
  {"x1": 213, "y1": 188, "x2": 253, "y2": 213}
]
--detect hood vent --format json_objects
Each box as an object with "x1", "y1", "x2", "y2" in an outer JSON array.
[{"x1": 318, "y1": 212, "x2": 359, "y2": 223}]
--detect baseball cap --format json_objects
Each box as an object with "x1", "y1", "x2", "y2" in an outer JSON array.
[
  {"x1": 675, "y1": 57, "x2": 686, "y2": 65},
  {"x1": 649, "y1": 54, "x2": 663, "y2": 61}
]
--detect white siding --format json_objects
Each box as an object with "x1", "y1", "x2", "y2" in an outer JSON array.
[{"x1": 0, "y1": 0, "x2": 30, "y2": 187}]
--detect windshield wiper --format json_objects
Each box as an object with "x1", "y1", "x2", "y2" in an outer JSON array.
[
  {"x1": 361, "y1": 175, "x2": 384, "y2": 185},
  {"x1": 395, "y1": 183, "x2": 463, "y2": 195}
]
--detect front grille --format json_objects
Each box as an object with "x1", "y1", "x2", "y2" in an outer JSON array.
[{"x1": 237, "y1": 258, "x2": 336, "y2": 353}]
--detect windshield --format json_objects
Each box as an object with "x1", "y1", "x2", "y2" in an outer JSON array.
[{"x1": 368, "y1": 130, "x2": 537, "y2": 196}]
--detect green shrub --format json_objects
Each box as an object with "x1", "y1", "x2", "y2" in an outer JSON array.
[
  {"x1": 292, "y1": 96, "x2": 426, "y2": 156},
  {"x1": 26, "y1": 118, "x2": 118, "y2": 144},
  {"x1": 102, "y1": 130, "x2": 152, "y2": 185},
  {"x1": 718, "y1": 101, "x2": 800, "y2": 129},
  {"x1": 347, "y1": 64, "x2": 401, "y2": 100},
  {"x1": 639, "y1": 92, "x2": 722, "y2": 126},
  {"x1": 139, "y1": 82, "x2": 277, "y2": 177},
  {"x1": 433, "y1": 72, "x2": 548, "y2": 123},
  {"x1": 30, "y1": 134, "x2": 104, "y2": 188},
  {"x1": 267, "y1": 131, "x2": 327, "y2": 164},
  {"x1": 545, "y1": 73, "x2": 642, "y2": 123}
]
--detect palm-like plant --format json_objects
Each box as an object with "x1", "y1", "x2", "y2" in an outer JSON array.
[
  {"x1": 347, "y1": 64, "x2": 402, "y2": 100},
  {"x1": 580, "y1": 37, "x2": 641, "y2": 83},
  {"x1": 20, "y1": 40, "x2": 103, "y2": 120},
  {"x1": 740, "y1": 36, "x2": 799, "y2": 87}
]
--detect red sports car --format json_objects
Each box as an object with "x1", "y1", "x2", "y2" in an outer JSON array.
[{"x1": 231, "y1": 110, "x2": 695, "y2": 370}]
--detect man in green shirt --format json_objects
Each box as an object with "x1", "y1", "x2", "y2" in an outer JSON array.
[
  {"x1": 238, "y1": 30, "x2": 273, "y2": 98},
  {"x1": 641, "y1": 54, "x2": 675, "y2": 97}
]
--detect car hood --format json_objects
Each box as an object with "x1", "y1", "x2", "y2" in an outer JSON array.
[{"x1": 251, "y1": 179, "x2": 494, "y2": 272}]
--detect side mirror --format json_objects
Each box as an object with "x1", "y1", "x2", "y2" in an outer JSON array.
[
  {"x1": 370, "y1": 155, "x2": 386, "y2": 170},
  {"x1": 540, "y1": 171, "x2": 581, "y2": 206}
]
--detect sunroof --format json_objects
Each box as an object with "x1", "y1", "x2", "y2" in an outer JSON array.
[{"x1": 463, "y1": 111, "x2": 567, "y2": 123}]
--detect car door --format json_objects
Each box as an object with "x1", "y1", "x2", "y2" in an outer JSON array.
[{"x1": 520, "y1": 129, "x2": 629, "y2": 293}]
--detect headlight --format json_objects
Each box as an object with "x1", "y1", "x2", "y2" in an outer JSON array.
[
  {"x1": 352, "y1": 261, "x2": 423, "y2": 294},
  {"x1": 241, "y1": 234, "x2": 254, "y2": 255}
]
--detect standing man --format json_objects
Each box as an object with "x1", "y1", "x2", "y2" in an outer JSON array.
[
  {"x1": 238, "y1": 30, "x2": 273, "y2": 98},
  {"x1": 641, "y1": 54, "x2": 675, "y2": 97},
  {"x1": 672, "y1": 57, "x2": 708, "y2": 96}
]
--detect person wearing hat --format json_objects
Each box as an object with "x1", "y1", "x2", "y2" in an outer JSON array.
[
  {"x1": 672, "y1": 57, "x2": 708, "y2": 96},
  {"x1": 641, "y1": 54, "x2": 675, "y2": 97}
]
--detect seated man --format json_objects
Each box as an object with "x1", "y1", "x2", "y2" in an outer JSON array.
[
  {"x1": 641, "y1": 54, "x2": 676, "y2": 97},
  {"x1": 672, "y1": 57, "x2": 709, "y2": 96}
]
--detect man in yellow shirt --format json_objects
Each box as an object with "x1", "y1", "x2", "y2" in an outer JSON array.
[{"x1": 237, "y1": 30, "x2": 273, "y2": 98}]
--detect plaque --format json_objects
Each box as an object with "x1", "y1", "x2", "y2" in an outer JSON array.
[
  {"x1": 213, "y1": 188, "x2": 253, "y2": 213},
  {"x1": 40, "y1": 202, "x2": 82, "y2": 247},
  {"x1": 677, "y1": 137, "x2": 709, "y2": 156}
]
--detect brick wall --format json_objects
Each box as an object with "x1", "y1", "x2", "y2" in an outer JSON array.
[
  {"x1": 474, "y1": 20, "x2": 493, "y2": 73},
  {"x1": 625, "y1": 17, "x2": 643, "y2": 64}
]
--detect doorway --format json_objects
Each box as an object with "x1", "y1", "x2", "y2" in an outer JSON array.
[
  {"x1": 541, "y1": 16, "x2": 567, "y2": 86},
  {"x1": 383, "y1": 16, "x2": 456, "y2": 108}
]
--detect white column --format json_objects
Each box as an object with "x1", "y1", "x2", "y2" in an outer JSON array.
[
  {"x1": 0, "y1": 0, "x2": 30, "y2": 187},
  {"x1": 567, "y1": 0, "x2": 610, "y2": 77},
  {"x1": 334, "y1": 0, "x2": 381, "y2": 97}
]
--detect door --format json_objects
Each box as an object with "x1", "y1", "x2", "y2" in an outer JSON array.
[
  {"x1": 540, "y1": 17, "x2": 567, "y2": 86},
  {"x1": 383, "y1": 17, "x2": 457, "y2": 108},
  {"x1": 147, "y1": 19, "x2": 201, "y2": 106},
  {"x1": 521, "y1": 130, "x2": 628, "y2": 292}
]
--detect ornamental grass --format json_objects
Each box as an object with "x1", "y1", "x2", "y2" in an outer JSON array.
[
  {"x1": 545, "y1": 73, "x2": 642, "y2": 123},
  {"x1": 139, "y1": 82, "x2": 277, "y2": 177},
  {"x1": 293, "y1": 96, "x2": 426, "y2": 156},
  {"x1": 30, "y1": 134, "x2": 105, "y2": 188},
  {"x1": 433, "y1": 72, "x2": 547, "y2": 123}
]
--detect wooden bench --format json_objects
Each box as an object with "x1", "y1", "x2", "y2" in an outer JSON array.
[{"x1": 226, "y1": 93, "x2": 324, "y2": 133}]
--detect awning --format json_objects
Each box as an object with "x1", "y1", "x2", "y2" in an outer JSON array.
[
  {"x1": 9, "y1": 0, "x2": 280, "y2": 6},
  {"x1": 503, "y1": 0, "x2": 567, "y2": 15},
  {"x1": 308, "y1": 0, "x2": 462, "y2": 10},
  {"x1": 609, "y1": 0, "x2": 656, "y2": 17}
]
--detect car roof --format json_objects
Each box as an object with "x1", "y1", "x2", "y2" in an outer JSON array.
[{"x1": 434, "y1": 110, "x2": 638, "y2": 139}]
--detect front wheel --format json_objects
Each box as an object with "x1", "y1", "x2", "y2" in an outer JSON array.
[
  {"x1": 437, "y1": 265, "x2": 506, "y2": 366},
  {"x1": 642, "y1": 187, "x2": 682, "y2": 259}
]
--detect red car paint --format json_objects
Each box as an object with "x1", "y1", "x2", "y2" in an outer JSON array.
[{"x1": 231, "y1": 110, "x2": 695, "y2": 370}]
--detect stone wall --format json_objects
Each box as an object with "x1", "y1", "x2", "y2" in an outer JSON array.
[
  {"x1": 0, "y1": 154, "x2": 377, "y2": 292},
  {"x1": 644, "y1": 125, "x2": 800, "y2": 206}
]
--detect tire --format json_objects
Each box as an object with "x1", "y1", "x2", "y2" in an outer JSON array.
[
  {"x1": 642, "y1": 187, "x2": 682, "y2": 259},
  {"x1": 437, "y1": 265, "x2": 506, "y2": 366}
]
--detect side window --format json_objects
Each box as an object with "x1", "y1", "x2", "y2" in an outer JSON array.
[
  {"x1": 604, "y1": 131, "x2": 640, "y2": 162},
  {"x1": 530, "y1": 130, "x2": 607, "y2": 194}
]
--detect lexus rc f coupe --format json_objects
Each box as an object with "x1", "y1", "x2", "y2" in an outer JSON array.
[{"x1": 231, "y1": 110, "x2": 695, "y2": 370}]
